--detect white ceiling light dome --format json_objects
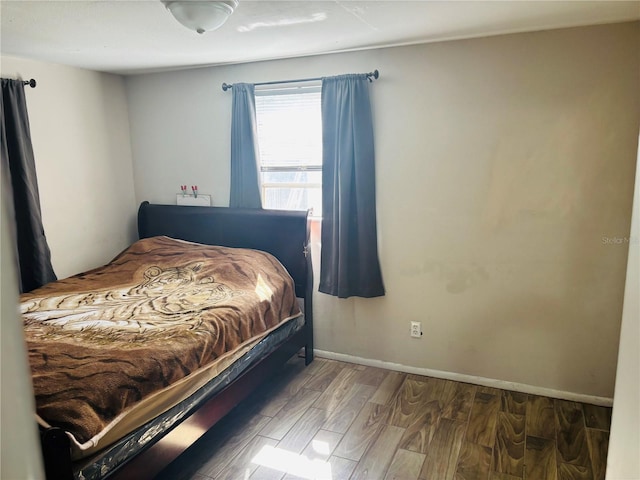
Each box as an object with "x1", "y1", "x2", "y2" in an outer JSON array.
[{"x1": 163, "y1": 0, "x2": 239, "y2": 34}]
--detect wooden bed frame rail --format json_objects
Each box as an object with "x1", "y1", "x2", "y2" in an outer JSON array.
[{"x1": 40, "y1": 202, "x2": 314, "y2": 480}]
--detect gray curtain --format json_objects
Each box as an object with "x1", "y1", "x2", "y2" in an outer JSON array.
[
  {"x1": 319, "y1": 74, "x2": 384, "y2": 298},
  {"x1": 1, "y1": 78, "x2": 56, "y2": 293},
  {"x1": 229, "y1": 83, "x2": 262, "y2": 209}
]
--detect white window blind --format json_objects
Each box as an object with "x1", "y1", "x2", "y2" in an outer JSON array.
[{"x1": 255, "y1": 84, "x2": 322, "y2": 216}]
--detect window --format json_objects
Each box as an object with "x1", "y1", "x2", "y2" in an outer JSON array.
[{"x1": 255, "y1": 84, "x2": 322, "y2": 216}]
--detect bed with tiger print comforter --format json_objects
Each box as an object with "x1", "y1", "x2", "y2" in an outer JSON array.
[{"x1": 21, "y1": 236, "x2": 302, "y2": 459}]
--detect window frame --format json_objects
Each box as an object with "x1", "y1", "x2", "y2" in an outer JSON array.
[{"x1": 254, "y1": 83, "x2": 322, "y2": 216}]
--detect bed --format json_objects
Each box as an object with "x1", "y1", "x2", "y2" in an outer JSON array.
[{"x1": 30, "y1": 201, "x2": 314, "y2": 480}]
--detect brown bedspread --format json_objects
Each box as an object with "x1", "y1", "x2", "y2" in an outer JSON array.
[{"x1": 21, "y1": 236, "x2": 301, "y2": 451}]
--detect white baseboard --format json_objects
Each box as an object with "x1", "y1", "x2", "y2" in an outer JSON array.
[{"x1": 314, "y1": 349, "x2": 613, "y2": 407}]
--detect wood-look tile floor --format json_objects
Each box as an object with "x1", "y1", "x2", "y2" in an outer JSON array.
[{"x1": 157, "y1": 356, "x2": 611, "y2": 480}]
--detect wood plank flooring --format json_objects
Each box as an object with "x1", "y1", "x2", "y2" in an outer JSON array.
[{"x1": 156, "y1": 356, "x2": 611, "y2": 480}]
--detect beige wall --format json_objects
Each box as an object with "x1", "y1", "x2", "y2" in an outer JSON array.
[
  {"x1": 1, "y1": 56, "x2": 138, "y2": 278},
  {"x1": 125, "y1": 22, "x2": 639, "y2": 398},
  {"x1": 0, "y1": 203, "x2": 44, "y2": 479},
  {"x1": 606, "y1": 134, "x2": 639, "y2": 479}
]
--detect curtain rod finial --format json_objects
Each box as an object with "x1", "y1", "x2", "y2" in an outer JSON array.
[{"x1": 222, "y1": 83, "x2": 232, "y2": 91}]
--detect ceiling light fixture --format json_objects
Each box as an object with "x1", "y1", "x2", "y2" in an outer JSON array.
[{"x1": 163, "y1": 0, "x2": 239, "y2": 34}]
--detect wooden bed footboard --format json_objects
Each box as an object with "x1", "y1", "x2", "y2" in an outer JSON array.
[{"x1": 39, "y1": 202, "x2": 315, "y2": 480}]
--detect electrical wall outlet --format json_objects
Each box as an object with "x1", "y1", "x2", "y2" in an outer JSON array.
[{"x1": 410, "y1": 321, "x2": 422, "y2": 338}]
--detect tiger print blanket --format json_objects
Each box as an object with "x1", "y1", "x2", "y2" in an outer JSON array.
[{"x1": 21, "y1": 236, "x2": 301, "y2": 456}]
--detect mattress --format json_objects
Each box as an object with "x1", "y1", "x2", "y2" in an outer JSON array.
[
  {"x1": 75, "y1": 315, "x2": 304, "y2": 480},
  {"x1": 21, "y1": 236, "x2": 302, "y2": 460}
]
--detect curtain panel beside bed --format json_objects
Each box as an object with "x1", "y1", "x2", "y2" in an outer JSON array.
[
  {"x1": 1, "y1": 78, "x2": 56, "y2": 293},
  {"x1": 319, "y1": 74, "x2": 385, "y2": 298},
  {"x1": 230, "y1": 82, "x2": 263, "y2": 209}
]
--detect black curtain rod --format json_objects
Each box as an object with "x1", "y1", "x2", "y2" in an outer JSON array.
[
  {"x1": 23, "y1": 79, "x2": 37, "y2": 88},
  {"x1": 222, "y1": 69, "x2": 379, "y2": 92}
]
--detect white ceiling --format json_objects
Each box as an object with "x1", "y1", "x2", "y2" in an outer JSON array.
[{"x1": 1, "y1": 0, "x2": 639, "y2": 75}]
